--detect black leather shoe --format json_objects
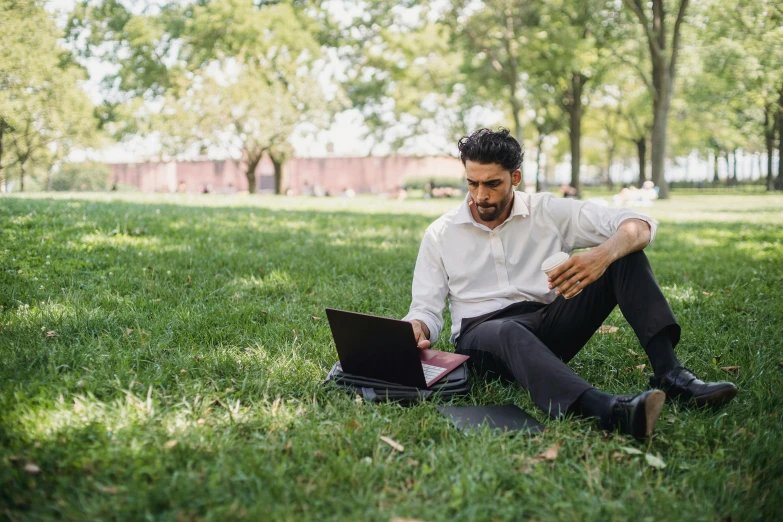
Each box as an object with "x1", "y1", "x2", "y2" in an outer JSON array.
[
  {"x1": 604, "y1": 390, "x2": 665, "y2": 440},
  {"x1": 650, "y1": 366, "x2": 737, "y2": 408}
]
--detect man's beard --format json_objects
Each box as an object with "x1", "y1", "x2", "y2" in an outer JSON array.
[{"x1": 472, "y1": 189, "x2": 514, "y2": 223}]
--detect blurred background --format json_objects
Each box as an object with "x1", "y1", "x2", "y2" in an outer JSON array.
[{"x1": 1, "y1": 0, "x2": 781, "y2": 199}]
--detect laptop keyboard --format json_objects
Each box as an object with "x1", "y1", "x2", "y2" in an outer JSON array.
[{"x1": 422, "y1": 363, "x2": 447, "y2": 383}]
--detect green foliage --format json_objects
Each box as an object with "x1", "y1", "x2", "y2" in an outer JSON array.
[
  {"x1": 0, "y1": 0, "x2": 99, "y2": 190},
  {"x1": 50, "y1": 162, "x2": 112, "y2": 191},
  {"x1": 1, "y1": 193, "x2": 782, "y2": 519},
  {"x1": 67, "y1": 0, "x2": 334, "y2": 193}
]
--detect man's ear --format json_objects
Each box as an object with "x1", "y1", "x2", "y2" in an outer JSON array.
[{"x1": 511, "y1": 169, "x2": 522, "y2": 187}]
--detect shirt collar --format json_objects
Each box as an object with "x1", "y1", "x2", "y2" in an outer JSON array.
[{"x1": 454, "y1": 190, "x2": 530, "y2": 226}]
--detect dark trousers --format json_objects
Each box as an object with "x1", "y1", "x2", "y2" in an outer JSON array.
[{"x1": 455, "y1": 250, "x2": 680, "y2": 419}]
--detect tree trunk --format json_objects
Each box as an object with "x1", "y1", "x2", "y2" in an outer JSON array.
[
  {"x1": 567, "y1": 73, "x2": 585, "y2": 196},
  {"x1": 20, "y1": 160, "x2": 26, "y2": 192},
  {"x1": 650, "y1": 74, "x2": 671, "y2": 198},
  {"x1": 636, "y1": 138, "x2": 647, "y2": 187},
  {"x1": 766, "y1": 120, "x2": 774, "y2": 190},
  {"x1": 713, "y1": 150, "x2": 720, "y2": 183},
  {"x1": 606, "y1": 145, "x2": 615, "y2": 190},
  {"x1": 271, "y1": 155, "x2": 286, "y2": 195},
  {"x1": 727, "y1": 149, "x2": 738, "y2": 186},
  {"x1": 0, "y1": 119, "x2": 5, "y2": 190},
  {"x1": 245, "y1": 154, "x2": 262, "y2": 194},
  {"x1": 626, "y1": 0, "x2": 690, "y2": 199},
  {"x1": 534, "y1": 133, "x2": 546, "y2": 193},
  {"x1": 511, "y1": 101, "x2": 525, "y2": 179},
  {"x1": 777, "y1": 103, "x2": 783, "y2": 190}
]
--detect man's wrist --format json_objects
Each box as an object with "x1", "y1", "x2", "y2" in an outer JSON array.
[{"x1": 413, "y1": 319, "x2": 430, "y2": 339}]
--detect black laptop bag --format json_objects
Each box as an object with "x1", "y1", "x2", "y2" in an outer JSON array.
[{"x1": 323, "y1": 361, "x2": 470, "y2": 403}]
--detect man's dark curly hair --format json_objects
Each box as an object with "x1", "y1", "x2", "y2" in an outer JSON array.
[{"x1": 457, "y1": 127, "x2": 524, "y2": 173}]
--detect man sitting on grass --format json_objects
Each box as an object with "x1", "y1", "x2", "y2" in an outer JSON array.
[{"x1": 403, "y1": 127, "x2": 737, "y2": 439}]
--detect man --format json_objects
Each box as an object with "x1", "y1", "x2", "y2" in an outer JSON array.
[{"x1": 403, "y1": 128, "x2": 737, "y2": 439}]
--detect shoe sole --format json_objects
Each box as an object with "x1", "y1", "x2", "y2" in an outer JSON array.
[
  {"x1": 690, "y1": 386, "x2": 738, "y2": 409},
  {"x1": 634, "y1": 390, "x2": 665, "y2": 439}
]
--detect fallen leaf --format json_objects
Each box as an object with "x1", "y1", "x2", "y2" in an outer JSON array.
[
  {"x1": 311, "y1": 316, "x2": 321, "y2": 321},
  {"x1": 380, "y1": 435, "x2": 404, "y2": 452},
  {"x1": 407, "y1": 458, "x2": 419, "y2": 467},
  {"x1": 598, "y1": 325, "x2": 619, "y2": 334},
  {"x1": 721, "y1": 366, "x2": 740, "y2": 375},
  {"x1": 313, "y1": 450, "x2": 325, "y2": 458},
  {"x1": 197, "y1": 418, "x2": 206, "y2": 425},
  {"x1": 778, "y1": 361, "x2": 783, "y2": 368},
  {"x1": 635, "y1": 364, "x2": 647, "y2": 372},
  {"x1": 24, "y1": 463, "x2": 41, "y2": 474},
  {"x1": 346, "y1": 418, "x2": 361, "y2": 431},
  {"x1": 163, "y1": 440, "x2": 178, "y2": 449},
  {"x1": 282, "y1": 440, "x2": 293, "y2": 453},
  {"x1": 627, "y1": 348, "x2": 640, "y2": 357},
  {"x1": 702, "y1": 291, "x2": 713, "y2": 296},
  {"x1": 180, "y1": 369, "x2": 187, "y2": 374},
  {"x1": 45, "y1": 330, "x2": 57, "y2": 337},
  {"x1": 645, "y1": 453, "x2": 666, "y2": 469},
  {"x1": 7, "y1": 456, "x2": 21, "y2": 463},
  {"x1": 612, "y1": 452, "x2": 627, "y2": 461},
  {"x1": 186, "y1": 275, "x2": 192, "y2": 284},
  {"x1": 747, "y1": 318, "x2": 756, "y2": 323},
  {"x1": 620, "y1": 446, "x2": 643, "y2": 455},
  {"x1": 126, "y1": 329, "x2": 133, "y2": 335},
  {"x1": 532, "y1": 443, "x2": 561, "y2": 462}
]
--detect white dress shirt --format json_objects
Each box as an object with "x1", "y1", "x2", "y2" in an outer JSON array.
[{"x1": 402, "y1": 191, "x2": 659, "y2": 344}]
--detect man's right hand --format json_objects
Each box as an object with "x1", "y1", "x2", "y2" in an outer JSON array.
[{"x1": 410, "y1": 320, "x2": 431, "y2": 350}]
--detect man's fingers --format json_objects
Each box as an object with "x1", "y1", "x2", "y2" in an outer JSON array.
[
  {"x1": 551, "y1": 265, "x2": 580, "y2": 290},
  {"x1": 563, "y1": 275, "x2": 592, "y2": 299},
  {"x1": 547, "y1": 260, "x2": 574, "y2": 286},
  {"x1": 556, "y1": 271, "x2": 586, "y2": 296},
  {"x1": 411, "y1": 320, "x2": 431, "y2": 349}
]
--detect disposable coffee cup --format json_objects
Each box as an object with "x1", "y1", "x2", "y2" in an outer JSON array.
[{"x1": 541, "y1": 252, "x2": 582, "y2": 298}]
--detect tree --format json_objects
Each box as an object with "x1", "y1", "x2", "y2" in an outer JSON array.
[
  {"x1": 529, "y1": 0, "x2": 610, "y2": 195},
  {"x1": 687, "y1": 0, "x2": 783, "y2": 190},
  {"x1": 0, "y1": 0, "x2": 98, "y2": 192},
  {"x1": 68, "y1": 0, "x2": 331, "y2": 194},
  {"x1": 619, "y1": 0, "x2": 690, "y2": 199}
]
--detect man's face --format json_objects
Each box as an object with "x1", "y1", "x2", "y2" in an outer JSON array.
[{"x1": 465, "y1": 160, "x2": 521, "y2": 223}]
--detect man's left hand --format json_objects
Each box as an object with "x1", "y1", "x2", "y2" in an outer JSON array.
[{"x1": 547, "y1": 248, "x2": 612, "y2": 299}]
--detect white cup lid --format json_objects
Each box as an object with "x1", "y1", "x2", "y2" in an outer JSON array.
[{"x1": 541, "y1": 252, "x2": 569, "y2": 272}]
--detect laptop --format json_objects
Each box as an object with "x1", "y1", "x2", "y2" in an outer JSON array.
[{"x1": 325, "y1": 308, "x2": 469, "y2": 388}]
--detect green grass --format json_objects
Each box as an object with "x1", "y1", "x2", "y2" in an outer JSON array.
[{"x1": 1, "y1": 192, "x2": 782, "y2": 521}]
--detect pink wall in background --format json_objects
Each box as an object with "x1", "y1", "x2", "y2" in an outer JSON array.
[{"x1": 111, "y1": 155, "x2": 464, "y2": 194}]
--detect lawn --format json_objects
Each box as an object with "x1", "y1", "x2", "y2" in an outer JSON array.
[{"x1": 1, "y1": 192, "x2": 782, "y2": 521}]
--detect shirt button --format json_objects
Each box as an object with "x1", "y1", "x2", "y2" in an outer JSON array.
[
  {"x1": 490, "y1": 233, "x2": 497, "y2": 238},
  {"x1": 497, "y1": 259, "x2": 503, "y2": 265}
]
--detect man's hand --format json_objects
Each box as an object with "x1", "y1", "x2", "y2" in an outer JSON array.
[
  {"x1": 409, "y1": 320, "x2": 431, "y2": 349},
  {"x1": 548, "y1": 248, "x2": 612, "y2": 299},
  {"x1": 548, "y1": 218, "x2": 651, "y2": 299}
]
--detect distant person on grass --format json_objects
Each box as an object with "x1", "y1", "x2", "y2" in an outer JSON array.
[{"x1": 403, "y1": 128, "x2": 737, "y2": 439}]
